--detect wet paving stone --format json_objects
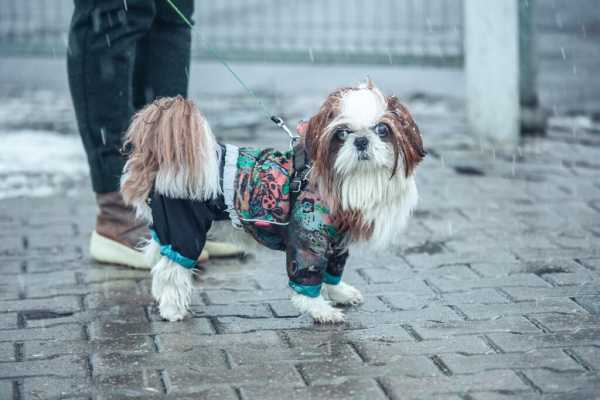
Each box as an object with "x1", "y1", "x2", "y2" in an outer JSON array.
[
  {"x1": 440, "y1": 349, "x2": 583, "y2": 374},
  {"x1": 165, "y1": 364, "x2": 304, "y2": 393},
  {"x1": 22, "y1": 376, "x2": 92, "y2": 400},
  {"x1": 379, "y1": 370, "x2": 530, "y2": 398},
  {"x1": 486, "y1": 329, "x2": 600, "y2": 352},
  {"x1": 240, "y1": 379, "x2": 388, "y2": 400}
]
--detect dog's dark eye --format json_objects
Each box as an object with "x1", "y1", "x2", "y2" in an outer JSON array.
[
  {"x1": 334, "y1": 127, "x2": 352, "y2": 140},
  {"x1": 374, "y1": 122, "x2": 390, "y2": 138}
]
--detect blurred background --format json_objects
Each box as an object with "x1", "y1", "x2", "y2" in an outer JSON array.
[{"x1": 0, "y1": 0, "x2": 598, "y2": 198}]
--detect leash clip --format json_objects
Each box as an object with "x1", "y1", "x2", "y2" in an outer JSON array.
[{"x1": 271, "y1": 116, "x2": 299, "y2": 148}]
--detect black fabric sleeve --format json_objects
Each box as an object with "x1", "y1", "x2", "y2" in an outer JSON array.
[{"x1": 150, "y1": 193, "x2": 214, "y2": 262}]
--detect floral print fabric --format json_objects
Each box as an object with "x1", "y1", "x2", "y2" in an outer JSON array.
[{"x1": 233, "y1": 147, "x2": 348, "y2": 295}]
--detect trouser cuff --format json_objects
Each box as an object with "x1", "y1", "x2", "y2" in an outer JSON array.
[{"x1": 89, "y1": 150, "x2": 125, "y2": 193}]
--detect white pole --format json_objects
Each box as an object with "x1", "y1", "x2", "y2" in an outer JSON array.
[{"x1": 464, "y1": 0, "x2": 520, "y2": 146}]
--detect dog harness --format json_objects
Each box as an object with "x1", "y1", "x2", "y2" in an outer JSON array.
[{"x1": 148, "y1": 144, "x2": 349, "y2": 297}]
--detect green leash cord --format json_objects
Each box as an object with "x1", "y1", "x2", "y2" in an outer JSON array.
[{"x1": 165, "y1": 0, "x2": 298, "y2": 144}]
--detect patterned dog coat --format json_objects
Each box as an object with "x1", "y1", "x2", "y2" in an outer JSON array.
[{"x1": 149, "y1": 144, "x2": 349, "y2": 297}]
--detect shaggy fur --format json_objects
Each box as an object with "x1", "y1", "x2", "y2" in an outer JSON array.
[
  {"x1": 150, "y1": 257, "x2": 194, "y2": 321},
  {"x1": 122, "y1": 83, "x2": 424, "y2": 323},
  {"x1": 121, "y1": 96, "x2": 221, "y2": 214},
  {"x1": 325, "y1": 282, "x2": 364, "y2": 306},
  {"x1": 303, "y1": 81, "x2": 425, "y2": 247},
  {"x1": 290, "y1": 293, "x2": 345, "y2": 323}
]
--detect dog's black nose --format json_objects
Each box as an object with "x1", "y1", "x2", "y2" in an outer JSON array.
[{"x1": 354, "y1": 136, "x2": 369, "y2": 151}]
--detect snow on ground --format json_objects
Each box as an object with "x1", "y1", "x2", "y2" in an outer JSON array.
[
  {"x1": 0, "y1": 89, "x2": 76, "y2": 134},
  {"x1": 0, "y1": 130, "x2": 88, "y2": 199},
  {"x1": 548, "y1": 114, "x2": 600, "y2": 133}
]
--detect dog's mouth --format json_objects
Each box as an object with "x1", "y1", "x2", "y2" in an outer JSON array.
[{"x1": 357, "y1": 151, "x2": 370, "y2": 161}]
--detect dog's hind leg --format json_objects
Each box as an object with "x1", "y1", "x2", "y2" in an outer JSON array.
[{"x1": 151, "y1": 257, "x2": 193, "y2": 321}]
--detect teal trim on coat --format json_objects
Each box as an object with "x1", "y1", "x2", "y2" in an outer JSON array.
[
  {"x1": 288, "y1": 281, "x2": 322, "y2": 298},
  {"x1": 323, "y1": 272, "x2": 341, "y2": 285},
  {"x1": 150, "y1": 229, "x2": 196, "y2": 269}
]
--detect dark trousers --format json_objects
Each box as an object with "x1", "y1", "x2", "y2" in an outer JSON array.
[{"x1": 67, "y1": 0, "x2": 194, "y2": 193}]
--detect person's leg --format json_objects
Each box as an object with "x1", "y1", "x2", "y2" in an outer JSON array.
[
  {"x1": 133, "y1": 1, "x2": 244, "y2": 259},
  {"x1": 68, "y1": 0, "x2": 157, "y2": 267},
  {"x1": 68, "y1": 0, "x2": 157, "y2": 193},
  {"x1": 130, "y1": 0, "x2": 193, "y2": 113},
  {"x1": 132, "y1": 34, "x2": 150, "y2": 111}
]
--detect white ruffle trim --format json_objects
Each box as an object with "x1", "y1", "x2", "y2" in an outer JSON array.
[{"x1": 223, "y1": 144, "x2": 242, "y2": 228}]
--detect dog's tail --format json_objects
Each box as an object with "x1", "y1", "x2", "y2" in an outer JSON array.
[{"x1": 120, "y1": 96, "x2": 221, "y2": 221}]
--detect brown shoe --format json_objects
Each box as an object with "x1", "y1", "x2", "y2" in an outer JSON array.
[
  {"x1": 90, "y1": 191, "x2": 150, "y2": 269},
  {"x1": 203, "y1": 240, "x2": 245, "y2": 259},
  {"x1": 90, "y1": 192, "x2": 209, "y2": 268}
]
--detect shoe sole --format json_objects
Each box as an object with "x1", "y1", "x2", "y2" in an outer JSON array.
[
  {"x1": 90, "y1": 231, "x2": 150, "y2": 269},
  {"x1": 91, "y1": 231, "x2": 211, "y2": 268},
  {"x1": 203, "y1": 241, "x2": 246, "y2": 259}
]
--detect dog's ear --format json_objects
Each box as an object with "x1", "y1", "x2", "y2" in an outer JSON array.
[
  {"x1": 304, "y1": 95, "x2": 339, "y2": 161},
  {"x1": 301, "y1": 90, "x2": 347, "y2": 209},
  {"x1": 384, "y1": 96, "x2": 426, "y2": 177}
]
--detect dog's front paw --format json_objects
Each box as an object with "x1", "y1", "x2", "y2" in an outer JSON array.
[
  {"x1": 326, "y1": 282, "x2": 364, "y2": 306},
  {"x1": 311, "y1": 304, "x2": 345, "y2": 324},
  {"x1": 290, "y1": 293, "x2": 345, "y2": 324},
  {"x1": 159, "y1": 304, "x2": 188, "y2": 322}
]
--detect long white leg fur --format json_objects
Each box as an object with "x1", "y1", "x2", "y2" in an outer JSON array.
[
  {"x1": 142, "y1": 239, "x2": 161, "y2": 267},
  {"x1": 290, "y1": 292, "x2": 345, "y2": 323},
  {"x1": 151, "y1": 256, "x2": 193, "y2": 322}
]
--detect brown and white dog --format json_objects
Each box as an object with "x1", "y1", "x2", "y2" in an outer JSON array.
[
  {"x1": 304, "y1": 82, "x2": 425, "y2": 248},
  {"x1": 121, "y1": 81, "x2": 425, "y2": 323}
]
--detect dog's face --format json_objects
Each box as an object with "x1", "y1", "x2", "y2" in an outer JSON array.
[{"x1": 304, "y1": 82, "x2": 425, "y2": 214}]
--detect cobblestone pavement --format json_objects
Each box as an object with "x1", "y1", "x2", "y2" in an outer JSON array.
[{"x1": 1, "y1": 87, "x2": 600, "y2": 400}]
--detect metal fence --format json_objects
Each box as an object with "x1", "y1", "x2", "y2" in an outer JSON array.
[{"x1": 0, "y1": 0, "x2": 463, "y2": 66}]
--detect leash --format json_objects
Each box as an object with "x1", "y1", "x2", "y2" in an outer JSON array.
[{"x1": 164, "y1": 0, "x2": 299, "y2": 147}]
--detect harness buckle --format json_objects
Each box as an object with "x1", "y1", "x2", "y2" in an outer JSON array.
[
  {"x1": 290, "y1": 178, "x2": 303, "y2": 193},
  {"x1": 290, "y1": 165, "x2": 312, "y2": 194}
]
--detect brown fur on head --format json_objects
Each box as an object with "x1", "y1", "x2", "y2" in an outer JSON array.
[
  {"x1": 302, "y1": 82, "x2": 425, "y2": 240},
  {"x1": 380, "y1": 95, "x2": 426, "y2": 177},
  {"x1": 303, "y1": 86, "x2": 349, "y2": 208},
  {"x1": 121, "y1": 96, "x2": 220, "y2": 209}
]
